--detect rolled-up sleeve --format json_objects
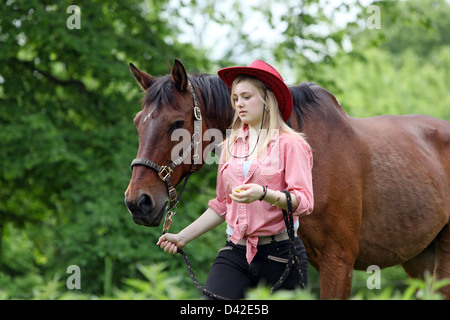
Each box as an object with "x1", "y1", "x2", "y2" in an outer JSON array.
[
  {"x1": 208, "y1": 145, "x2": 228, "y2": 217},
  {"x1": 284, "y1": 138, "x2": 314, "y2": 216}
]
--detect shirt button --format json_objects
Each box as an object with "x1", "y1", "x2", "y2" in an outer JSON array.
[{"x1": 240, "y1": 206, "x2": 244, "y2": 209}]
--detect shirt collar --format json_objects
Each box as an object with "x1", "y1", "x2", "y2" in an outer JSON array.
[
  {"x1": 236, "y1": 124, "x2": 249, "y2": 142},
  {"x1": 236, "y1": 124, "x2": 280, "y2": 144}
]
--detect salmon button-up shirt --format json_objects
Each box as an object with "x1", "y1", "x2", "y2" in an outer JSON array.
[{"x1": 208, "y1": 126, "x2": 314, "y2": 263}]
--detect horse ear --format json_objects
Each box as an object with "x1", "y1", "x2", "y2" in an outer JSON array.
[
  {"x1": 129, "y1": 62, "x2": 155, "y2": 91},
  {"x1": 171, "y1": 58, "x2": 188, "y2": 91}
]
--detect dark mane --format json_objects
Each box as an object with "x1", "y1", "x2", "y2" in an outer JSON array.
[
  {"x1": 143, "y1": 75, "x2": 178, "y2": 110},
  {"x1": 143, "y1": 74, "x2": 232, "y2": 120},
  {"x1": 143, "y1": 74, "x2": 321, "y2": 132},
  {"x1": 189, "y1": 74, "x2": 232, "y2": 121},
  {"x1": 289, "y1": 82, "x2": 321, "y2": 130}
]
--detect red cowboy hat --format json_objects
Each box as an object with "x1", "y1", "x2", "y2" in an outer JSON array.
[{"x1": 218, "y1": 59, "x2": 293, "y2": 122}]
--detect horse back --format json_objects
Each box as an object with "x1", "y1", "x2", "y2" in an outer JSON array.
[{"x1": 353, "y1": 114, "x2": 449, "y2": 187}]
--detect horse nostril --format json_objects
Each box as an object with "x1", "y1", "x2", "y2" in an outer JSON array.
[
  {"x1": 137, "y1": 194, "x2": 154, "y2": 213},
  {"x1": 125, "y1": 197, "x2": 132, "y2": 210}
]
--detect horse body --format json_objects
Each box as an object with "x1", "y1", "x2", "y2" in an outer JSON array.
[
  {"x1": 293, "y1": 86, "x2": 449, "y2": 297},
  {"x1": 354, "y1": 115, "x2": 449, "y2": 269},
  {"x1": 125, "y1": 60, "x2": 450, "y2": 299}
]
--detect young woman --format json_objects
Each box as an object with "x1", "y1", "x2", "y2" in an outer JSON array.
[{"x1": 157, "y1": 59, "x2": 314, "y2": 299}]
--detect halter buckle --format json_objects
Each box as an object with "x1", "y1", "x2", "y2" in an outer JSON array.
[
  {"x1": 158, "y1": 166, "x2": 173, "y2": 181},
  {"x1": 194, "y1": 106, "x2": 202, "y2": 121},
  {"x1": 168, "y1": 186, "x2": 177, "y2": 203}
]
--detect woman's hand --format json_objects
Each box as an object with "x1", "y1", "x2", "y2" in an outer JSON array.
[
  {"x1": 157, "y1": 233, "x2": 186, "y2": 255},
  {"x1": 156, "y1": 207, "x2": 225, "y2": 255},
  {"x1": 230, "y1": 183, "x2": 264, "y2": 203}
]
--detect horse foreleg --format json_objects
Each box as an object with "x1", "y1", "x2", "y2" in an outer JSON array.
[{"x1": 318, "y1": 246, "x2": 357, "y2": 299}]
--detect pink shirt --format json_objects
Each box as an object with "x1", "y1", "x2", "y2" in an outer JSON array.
[{"x1": 208, "y1": 126, "x2": 314, "y2": 263}]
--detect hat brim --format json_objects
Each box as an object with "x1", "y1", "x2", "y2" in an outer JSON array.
[{"x1": 218, "y1": 66, "x2": 293, "y2": 122}]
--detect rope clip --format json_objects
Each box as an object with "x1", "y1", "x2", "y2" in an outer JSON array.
[{"x1": 162, "y1": 209, "x2": 176, "y2": 235}]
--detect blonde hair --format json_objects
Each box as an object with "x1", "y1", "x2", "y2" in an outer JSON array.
[{"x1": 224, "y1": 75, "x2": 308, "y2": 161}]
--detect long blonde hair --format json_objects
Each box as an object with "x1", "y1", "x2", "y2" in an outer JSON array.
[{"x1": 223, "y1": 75, "x2": 308, "y2": 162}]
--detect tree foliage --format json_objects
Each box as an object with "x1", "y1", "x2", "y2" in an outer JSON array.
[{"x1": 0, "y1": 0, "x2": 213, "y2": 296}]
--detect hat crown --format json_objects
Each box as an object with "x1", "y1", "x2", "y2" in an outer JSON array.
[{"x1": 249, "y1": 59, "x2": 284, "y2": 83}]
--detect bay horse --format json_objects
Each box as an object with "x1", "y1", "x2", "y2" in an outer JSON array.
[{"x1": 124, "y1": 59, "x2": 450, "y2": 299}]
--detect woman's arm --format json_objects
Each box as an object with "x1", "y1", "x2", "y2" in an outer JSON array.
[
  {"x1": 230, "y1": 184, "x2": 299, "y2": 212},
  {"x1": 157, "y1": 207, "x2": 225, "y2": 255},
  {"x1": 262, "y1": 188, "x2": 299, "y2": 212}
]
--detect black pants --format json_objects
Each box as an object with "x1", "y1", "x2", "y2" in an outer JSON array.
[{"x1": 203, "y1": 237, "x2": 308, "y2": 300}]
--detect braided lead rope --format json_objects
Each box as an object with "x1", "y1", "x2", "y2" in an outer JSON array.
[
  {"x1": 270, "y1": 190, "x2": 305, "y2": 292},
  {"x1": 177, "y1": 248, "x2": 231, "y2": 300}
]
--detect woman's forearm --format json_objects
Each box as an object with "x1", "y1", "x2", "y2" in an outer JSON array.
[
  {"x1": 263, "y1": 188, "x2": 299, "y2": 212},
  {"x1": 178, "y1": 207, "x2": 225, "y2": 246}
]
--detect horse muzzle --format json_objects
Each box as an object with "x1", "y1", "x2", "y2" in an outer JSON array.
[{"x1": 124, "y1": 193, "x2": 166, "y2": 227}]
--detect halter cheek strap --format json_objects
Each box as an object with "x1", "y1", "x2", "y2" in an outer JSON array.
[{"x1": 130, "y1": 80, "x2": 203, "y2": 210}]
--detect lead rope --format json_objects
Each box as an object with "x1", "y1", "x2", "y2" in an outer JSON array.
[
  {"x1": 163, "y1": 189, "x2": 303, "y2": 300},
  {"x1": 162, "y1": 217, "x2": 230, "y2": 300},
  {"x1": 270, "y1": 190, "x2": 305, "y2": 292}
]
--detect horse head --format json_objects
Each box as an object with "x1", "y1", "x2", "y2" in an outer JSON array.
[{"x1": 124, "y1": 59, "x2": 208, "y2": 226}]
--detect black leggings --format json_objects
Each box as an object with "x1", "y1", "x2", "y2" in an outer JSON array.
[{"x1": 203, "y1": 237, "x2": 308, "y2": 300}]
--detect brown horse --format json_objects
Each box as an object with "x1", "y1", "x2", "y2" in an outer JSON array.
[{"x1": 125, "y1": 59, "x2": 450, "y2": 299}]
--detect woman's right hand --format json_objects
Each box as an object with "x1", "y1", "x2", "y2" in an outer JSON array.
[
  {"x1": 157, "y1": 233, "x2": 185, "y2": 255},
  {"x1": 156, "y1": 207, "x2": 225, "y2": 255}
]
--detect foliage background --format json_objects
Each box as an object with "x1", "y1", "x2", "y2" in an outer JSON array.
[{"x1": 0, "y1": 0, "x2": 449, "y2": 299}]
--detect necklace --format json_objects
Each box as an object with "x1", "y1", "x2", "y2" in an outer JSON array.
[{"x1": 227, "y1": 107, "x2": 265, "y2": 159}]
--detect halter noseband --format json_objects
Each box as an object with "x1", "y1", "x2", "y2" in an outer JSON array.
[{"x1": 130, "y1": 80, "x2": 203, "y2": 210}]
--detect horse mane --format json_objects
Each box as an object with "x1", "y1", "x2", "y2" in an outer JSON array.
[
  {"x1": 189, "y1": 74, "x2": 232, "y2": 121},
  {"x1": 143, "y1": 74, "x2": 232, "y2": 121},
  {"x1": 289, "y1": 82, "x2": 321, "y2": 130},
  {"x1": 143, "y1": 74, "x2": 322, "y2": 132},
  {"x1": 143, "y1": 75, "x2": 178, "y2": 110}
]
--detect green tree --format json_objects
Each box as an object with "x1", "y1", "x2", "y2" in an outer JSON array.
[
  {"x1": 353, "y1": 0, "x2": 450, "y2": 60},
  {"x1": 0, "y1": 0, "x2": 212, "y2": 296}
]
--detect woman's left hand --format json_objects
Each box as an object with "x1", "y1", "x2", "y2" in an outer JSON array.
[{"x1": 230, "y1": 184, "x2": 264, "y2": 203}]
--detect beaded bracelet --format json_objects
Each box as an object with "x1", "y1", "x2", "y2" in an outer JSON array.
[{"x1": 259, "y1": 185, "x2": 268, "y2": 201}]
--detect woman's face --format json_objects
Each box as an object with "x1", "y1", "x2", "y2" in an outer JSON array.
[{"x1": 232, "y1": 80, "x2": 264, "y2": 128}]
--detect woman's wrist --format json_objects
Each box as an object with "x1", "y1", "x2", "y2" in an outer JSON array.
[
  {"x1": 259, "y1": 185, "x2": 268, "y2": 201},
  {"x1": 262, "y1": 188, "x2": 283, "y2": 206},
  {"x1": 176, "y1": 231, "x2": 190, "y2": 248}
]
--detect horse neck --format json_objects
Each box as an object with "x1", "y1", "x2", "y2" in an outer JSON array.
[{"x1": 290, "y1": 84, "x2": 351, "y2": 136}]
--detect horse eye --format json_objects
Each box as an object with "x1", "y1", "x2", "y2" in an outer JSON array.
[{"x1": 169, "y1": 120, "x2": 185, "y2": 132}]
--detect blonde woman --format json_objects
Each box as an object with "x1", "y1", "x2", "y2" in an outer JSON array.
[{"x1": 158, "y1": 60, "x2": 314, "y2": 299}]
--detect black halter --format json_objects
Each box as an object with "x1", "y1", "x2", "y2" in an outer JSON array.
[{"x1": 130, "y1": 80, "x2": 203, "y2": 211}]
